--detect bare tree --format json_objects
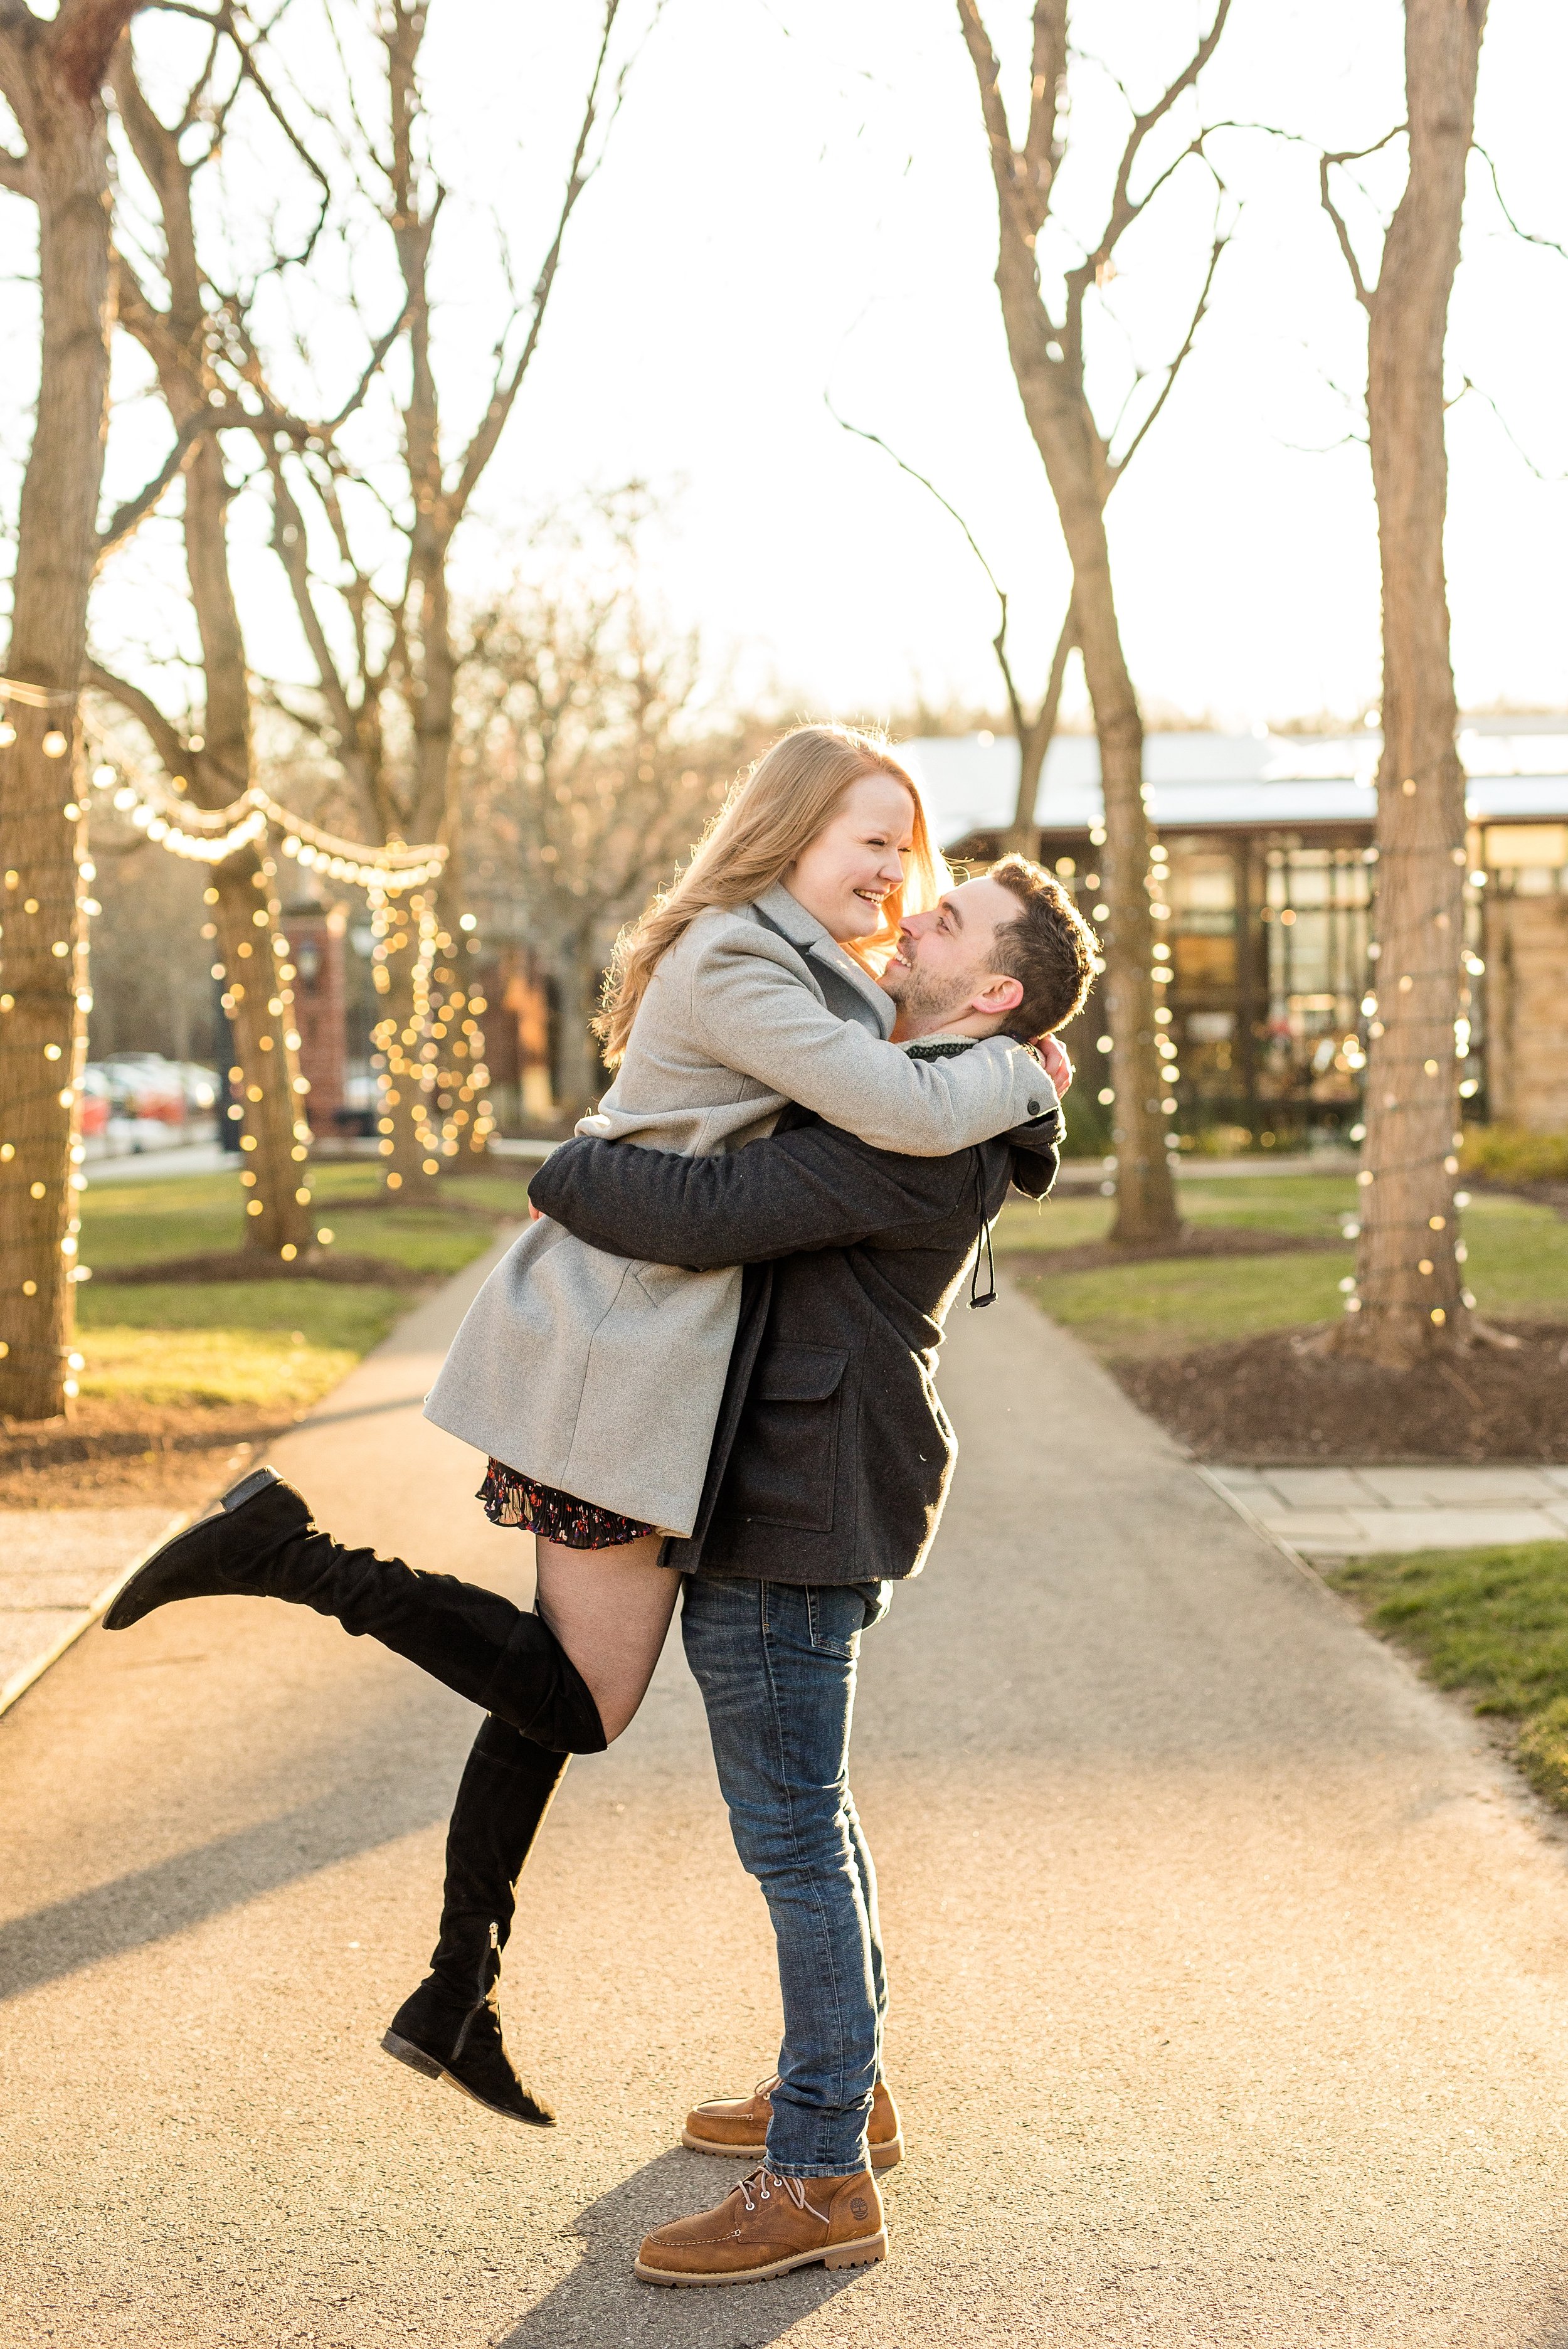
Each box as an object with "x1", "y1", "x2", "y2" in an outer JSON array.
[
  {"x1": 1322, "y1": 0, "x2": 1488, "y2": 1365},
  {"x1": 88, "y1": 24, "x2": 319, "y2": 1257},
  {"x1": 250, "y1": 0, "x2": 647, "y2": 1193},
  {"x1": 829, "y1": 401, "x2": 1076, "y2": 859},
  {"x1": 461, "y1": 549, "x2": 755, "y2": 1115},
  {"x1": 955, "y1": 1, "x2": 1231, "y2": 1244},
  {"x1": 0, "y1": 0, "x2": 145, "y2": 1419}
]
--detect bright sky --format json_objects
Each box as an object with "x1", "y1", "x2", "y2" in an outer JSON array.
[{"x1": 6, "y1": 0, "x2": 1567, "y2": 733}]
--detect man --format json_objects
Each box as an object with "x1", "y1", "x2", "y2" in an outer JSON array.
[
  {"x1": 521, "y1": 852, "x2": 1094, "y2": 2286},
  {"x1": 107, "y1": 853, "x2": 1091, "y2": 2281}
]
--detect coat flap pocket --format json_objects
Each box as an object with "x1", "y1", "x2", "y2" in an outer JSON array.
[{"x1": 753, "y1": 1345, "x2": 848, "y2": 1403}]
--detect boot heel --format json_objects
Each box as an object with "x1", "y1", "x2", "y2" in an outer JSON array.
[
  {"x1": 221, "y1": 1465, "x2": 283, "y2": 1513},
  {"x1": 824, "y1": 2231, "x2": 887, "y2": 2269},
  {"x1": 381, "y1": 2028, "x2": 443, "y2": 2081}
]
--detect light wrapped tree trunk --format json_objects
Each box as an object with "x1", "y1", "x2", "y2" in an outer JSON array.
[
  {"x1": 1332, "y1": 0, "x2": 1487, "y2": 1365},
  {"x1": 0, "y1": 1, "x2": 142, "y2": 1419},
  {"x1": 0, "y1": 723, "x2": 88, "y2": 1418},
  {"x1": 211, "y1": 861, "x2": 314, "y2": 1254}
]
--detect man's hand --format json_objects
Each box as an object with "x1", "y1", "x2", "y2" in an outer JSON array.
[{"x1": 1039, "y1": 1034, "x2": 1073, "y2": 1097}]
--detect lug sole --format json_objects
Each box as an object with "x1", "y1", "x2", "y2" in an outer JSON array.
[
  {"x1": 379, "y1": 2029, "x2": 555, "y2": 2128},
  {"x1": 635, "y1": 2229, "x2": 887, "y2": 2287},
  {"x1": 681, "y1": 2124, "x2": 903, "y2": 2171}
]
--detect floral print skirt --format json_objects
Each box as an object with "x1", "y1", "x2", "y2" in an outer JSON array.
[{"x1": 478, "y1": 1458, "x2": 657, "y2": 1551}]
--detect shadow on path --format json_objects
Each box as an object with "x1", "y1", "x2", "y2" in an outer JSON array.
[
  {"x1": 499, "y1": 2151, "x2": 875, "y2": 2348},
  {"x1": 0, "y1": 1776, "x2": 447, "y2": 2002}
]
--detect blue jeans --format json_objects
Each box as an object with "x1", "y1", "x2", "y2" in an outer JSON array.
[{"x1": 681, "y1": 1575, "x2": 890, "y2": 2179}]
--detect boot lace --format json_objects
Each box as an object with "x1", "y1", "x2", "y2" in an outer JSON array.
[{"x1": 736, "y1": 2168, "x2": 829, "y2": 2224}]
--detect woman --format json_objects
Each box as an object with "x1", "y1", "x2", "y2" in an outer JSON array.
[{"x1": 105, "y1": 725, "x2": 1057, "y2": 2118}]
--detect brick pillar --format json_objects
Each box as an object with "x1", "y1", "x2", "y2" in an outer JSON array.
[
  {"x1": 285, "y1": 905, "x2": 347, "y2": 1135},
  {"x1": 501, "y1": 947, "x2": 555, "y2": 1119},
  {"x1": 1485, "y1": 889, "x2": 1568, "y2": 1131}
]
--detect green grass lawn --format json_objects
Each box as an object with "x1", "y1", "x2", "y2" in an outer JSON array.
[
  {"x1": 1001, "y1": 1179, "x2": 1568, "y2": 1362},
  {"x1": 80, "y1": 1159, "x2": 536, "y2": 1275},
  {"x1": 73, "y1": 1160, "x2": 531, "y2": 1421},
  {"x1": 75, "y1": 1281, "x2": 406, "y2": 1412},
  {"x1": 1330, "y1": 1542, "x2": 1568, "y2": 1810}
]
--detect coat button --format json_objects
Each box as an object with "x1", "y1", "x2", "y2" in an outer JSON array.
[{"x1": 1027, "y1": 1096, "x2": 1042, "y2": 1115}]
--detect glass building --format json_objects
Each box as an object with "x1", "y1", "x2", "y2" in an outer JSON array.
[{"x1": 901, "y1": 722, "x2": 1568, "y2": 1148}]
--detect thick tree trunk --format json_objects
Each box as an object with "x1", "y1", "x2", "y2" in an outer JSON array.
[
  {"x1": 211, "y1": 862, "x2": 314, "y2": 1253},
  {"x1": 185, "y1": 433, "x2": 311, "y2": 1256},
  {"x1": 107, "y1": 44, "x2": 313, "y2": 1258},
  {"x1": 1010, "y1": 383, "x2": 1179, "y2": 1244},
  {"x1": 372, "y1": 899, "x2": 438, "y2": 1197},
  {"x1": 1334, "y1": 0, "x2": 1486, "y2": 1367},
  {"x1": 958, "y1": 0, "x2": 1181, "y2": 1249},
  {"x1": 0, "y1": 24, "x2": 129, "y2": 1419},
  {"x1": 1004, "y1": 609, "x2": 1076, "y2": 861}
]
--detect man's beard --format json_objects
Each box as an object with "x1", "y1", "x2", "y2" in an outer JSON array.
[{"x1": 885, "y1": 953, "x2": 981, "y2": 1027}]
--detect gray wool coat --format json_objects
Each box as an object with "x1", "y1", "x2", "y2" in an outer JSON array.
[{"x1": 421, "y1": 881, "x2": 1057, "y2": 1534}]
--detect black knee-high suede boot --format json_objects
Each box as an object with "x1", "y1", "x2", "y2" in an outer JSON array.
[
  {"x1": 103, "y1": 1468, "x2": 606, "y2": 1756},
  {"x1": 382, "y1": 1716, "x2": 569, "y2": 2126}
]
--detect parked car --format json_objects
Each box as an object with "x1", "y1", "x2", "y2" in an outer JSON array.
[{"x1": 81, "y1": 1056, "x2": 221, "y2": 1155}]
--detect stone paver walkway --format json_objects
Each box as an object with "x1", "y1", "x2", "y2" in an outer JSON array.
[
  {"x1": 1207, "y1": 1462, "x2": 1568, "y2": 1560},
  {"x1": 0, "y1": 1506, "x2": 184, "y2": 1715}
]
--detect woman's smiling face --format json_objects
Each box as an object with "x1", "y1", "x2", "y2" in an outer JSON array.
[{"x1": 783, "y1": 773, "x2": 916, "y2": 942}]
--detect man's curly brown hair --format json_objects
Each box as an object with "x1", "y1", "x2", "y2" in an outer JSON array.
[{"x1": 986, "y1": 853, "x2": 1098, "y2": 1041}]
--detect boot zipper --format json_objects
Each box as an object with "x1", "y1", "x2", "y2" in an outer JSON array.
[{"x1": 451, "y1": 1920, "x2": 499, "y2": 2064}]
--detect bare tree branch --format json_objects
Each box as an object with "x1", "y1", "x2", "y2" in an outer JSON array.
[
  {"x1": 1111, "y1": 227, "x2": 1226, "y2": 478},
  {"x1": 83, "y1": 658, "x2": 190, "y2": 774},
  {"x1": 1454, "y1": 374, "x2": 1567, "y2": 482},
  {"x1": 94, "y1": 400, "x2": 255, "y2": 558},
  {"x1": 955, "y1": 0, "x2": 1053, "y2": 317},
  {"x1": 1473, "y1": 143, "x2": 1568, "y2": 262},
  {"x1": 446, "y1": 0, "x2": 627, "y2": 528},
  {"x1": 1062, "y1": 4, "x2": 1231, "y2": 377},
  {"x1": 48, "y1": 0, "x2": 145, "y2": 101},
  {"x1": 1319, "y1": 125, "x2": 1407, "y2": 309},
  {"x1": 827, "y1": 388, "x2": 1079, "y2": 823},
  {"x1": 0, "y1": 143, "x2": 27, "y2": 193}
]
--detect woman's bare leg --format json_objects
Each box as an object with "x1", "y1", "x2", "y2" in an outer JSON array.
[{"x1": 532, "y1": 1533, "x2": 678, "y2": 1742}]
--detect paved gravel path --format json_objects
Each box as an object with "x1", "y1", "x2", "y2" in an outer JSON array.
[{"x1": 4, "y1": 1257, "x2": 1568, "y2": 2346}]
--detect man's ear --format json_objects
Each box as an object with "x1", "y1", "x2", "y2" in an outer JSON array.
[{"x1": 970, "y1": 972, "x2": 1025, "y2": 1020}]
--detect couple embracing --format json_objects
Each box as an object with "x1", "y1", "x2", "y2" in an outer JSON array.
[{"x1": 107, "y1": 724, "x2": 1095, "y2": 2288}]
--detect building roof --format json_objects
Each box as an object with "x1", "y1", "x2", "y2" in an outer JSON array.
[{"x1": 897, "y1": 724, "x2": 1568, "y2": 849}]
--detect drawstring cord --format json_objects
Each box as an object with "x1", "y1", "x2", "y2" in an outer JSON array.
[{"x1": 968, "y1": 1152, "x2": 996, "y2": 1310}]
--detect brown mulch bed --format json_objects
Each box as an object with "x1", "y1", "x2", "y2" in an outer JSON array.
[
  {"x1": 92, "y1": 1249, "x2": 431, "y2": 1289},
  {"x1": 0, "y1": 1401, "x2": 289, "y2": 1510},
  {"x1": 1019, "y1": 1226, "x2": 1344, "y2": 1278},
  {"x1": 0, "y1": 1399, "x2": 284, "y2": 1468},
  {"x1": 1119, "y1": 1319, "x2": 1568, "y2": 1463}
]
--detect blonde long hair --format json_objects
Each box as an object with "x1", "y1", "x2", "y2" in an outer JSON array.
[{"x1": 595, "y1": 723, "x2": 946, "y2": 1067}]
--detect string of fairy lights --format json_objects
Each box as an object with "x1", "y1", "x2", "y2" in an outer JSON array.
[
  {"x1": 0, "y1": 684, "x2": 493, "y2": 1379},
  {"x1": 1068, "y1": 794, "x2": 1485, "y2": 1327},
  {"x1": 365, "y1": 889, "x2": 495, "y2": 1185},
  {"x1": 1058, "y1": 823, "x2": 1186, "y2": 1197}
]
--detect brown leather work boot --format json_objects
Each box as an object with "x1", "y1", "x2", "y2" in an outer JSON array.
[
  {"x1": 634, "y1": 2166, "x2": 886, "y2": 2286},
  {"x1": 681, "y1": 2074, "x2": 903, "y2": 2170}
]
